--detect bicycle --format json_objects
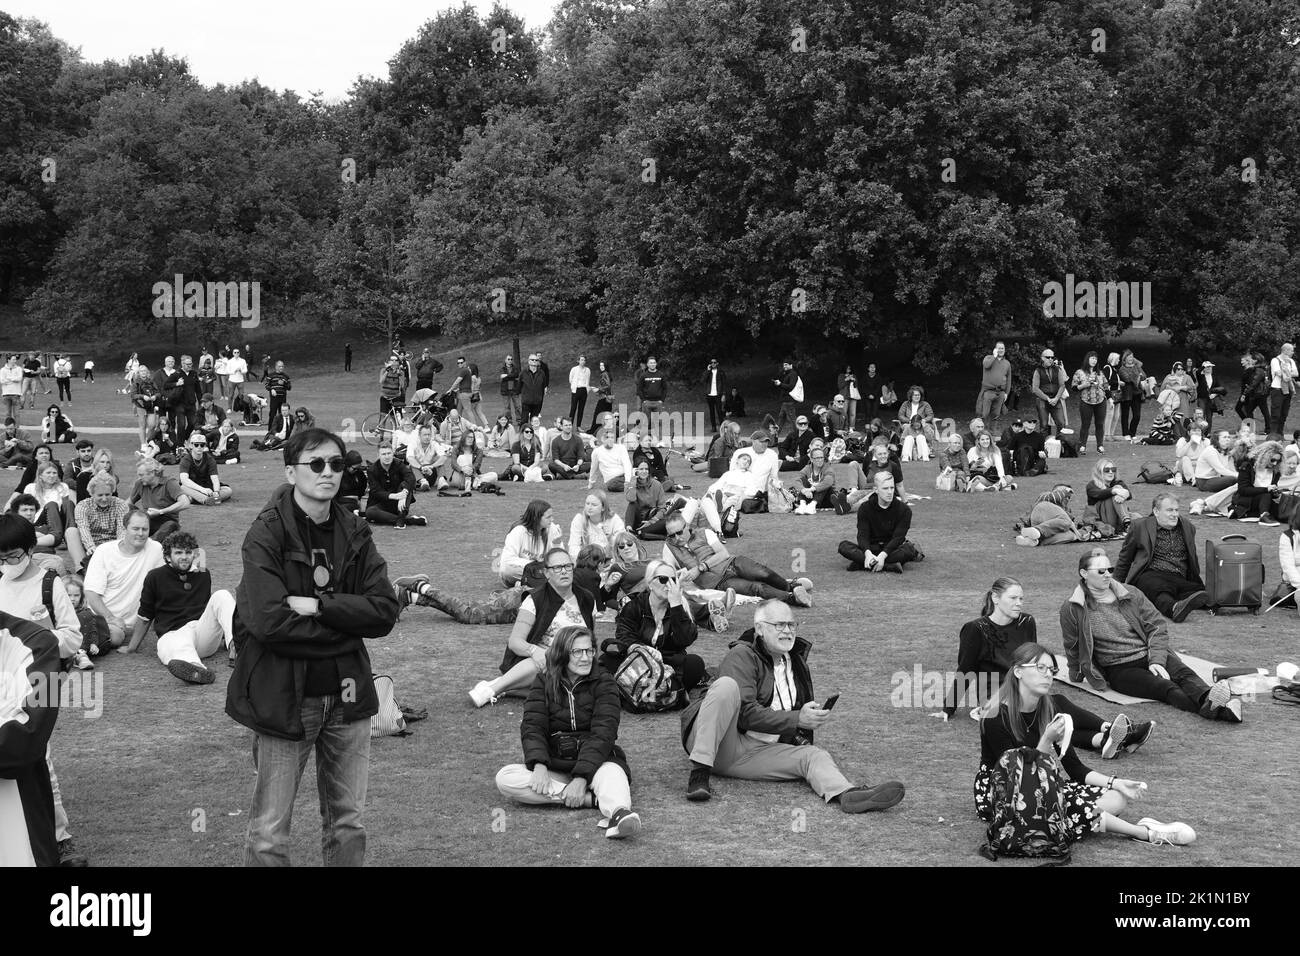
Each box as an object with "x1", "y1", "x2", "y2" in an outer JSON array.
[{"x1": 360, "y1": 390, "x2": 453, "y2": 446}]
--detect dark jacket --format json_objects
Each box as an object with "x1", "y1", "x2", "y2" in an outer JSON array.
[
  {"x1": 499, "y1": 583, "x2": 595, "y2": 673},
  {"x1": 225, "y1": 484, "x2": 399, "y2": 740},
  {"x1": 519, "y1": 367, "x2": 548, "y2": 404},
  {"x1": 0, "y1": 611, "x2": 61, "y2": 867},
  {"x1": 608, "y1": 591, "x2": 699, "y2": 658},
  {"x1": 777, "y1": 368, "x2": 799, "y2": 396},
  {"x1": 366, "y1": 458, "x2": 416, "y2": 510},
  {"x1": 415, "y1": 356, "x2": 444, "y2": 389},
  {"x1": 779, "y1": 428, "x2": 814, "y2": 466},
  {"x1": 1239, "y1": 366, "x2": 1269, "y2": 401},
  {"x1": 1059, "y1": 580, "x2": 1169, "y2": 689},
  {"x1": 499, "y1": 363, "x2": 520, "y2": 396},
  {"x1": 703, "y1": 367, "x2": 729, "y2": 399},
  {"x1": 521, "y1": 670, "x2": 629, "y2": 782},
  {"x1": 179, "y1": 368, "x2": 201, "y2": 407},
  {"x1": 680, "y1": 628, "x2": 814, "y2": 747},
  {"x1": 1113, "y1": 514, "x2": 1202, "y2": 586}
]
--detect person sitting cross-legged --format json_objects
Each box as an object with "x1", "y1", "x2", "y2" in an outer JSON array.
[
  {"x1": 127, "y1": 457, "x2": 191, "y2": 542},
  {"x1": 598, "y1": 561, "x2": 707, "y2": 690},
  {"x1": 548, "y1": 418, "x2": 590, "y2": 480},
  {"x1": 494, "y1": 626, "x2": 642, "y2": 839},
  {"x1": 73, "y1": 473, "x2": 131, "y2": 561},
  {"x1": 365, "y1": 442, "x2": 426, "y2": 529},
  {"x1": 1113, "y1": 492, "x2": 1211, "y2": 623},
  {"x1": 118, "y1": 530, "x2": 233, "y2": 685},
  {"x1": 1010, "y1": 418, "x2": 1049, "y2": 476},
  {"x1": 176, "y1": 432, "x2": 233, "y2": 505},
  {"x1": 836, "y1": 470, "x2": 923, "y2": 572},
  {"x1": 680, "y1": 599, "x2": 906, "y2": 812},
  {"x1": 82, "y1": 509, "x2": 165, "y2": 651}
]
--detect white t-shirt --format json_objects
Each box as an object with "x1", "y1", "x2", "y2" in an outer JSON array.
[
  {"x1": 83, "y1": 360, "x2": 94, "y2": 371},
  {"x1": 518, "y1": 593, "x2": 585, "y2": 648},
  {"x1": 227, "y1": 358, "x2": 248, "y2": 383},
  {"x1": 732, "y1": 446, "x2": 778, "y2": 491},
  {"x1": 84, "y1": 539, "x2": 165, "y2": 626},
  {"x1": 1271, "y1": 355, "x2": 1297, "y2": 391},
  {"x1": 569, "y1": 365, "x2": 591, "y2": 391},
  {"x1": 0, "y1": 567, "x2": 81, "y2": 657}
]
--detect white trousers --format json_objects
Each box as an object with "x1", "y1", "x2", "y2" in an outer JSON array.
[
  {"x1": 496, "y1": 761, "x2": 631, "y2": 818},
  {"x1": 903, "y1": 434, "x2": 930, "y2": 461},
  {"x1": 156, "y1": 590, "x2": 236, "y2": 667}
]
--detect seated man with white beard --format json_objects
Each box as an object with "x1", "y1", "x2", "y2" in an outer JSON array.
[{"x1": 120, "y1": 530, "x2": 228, "y2": 684}]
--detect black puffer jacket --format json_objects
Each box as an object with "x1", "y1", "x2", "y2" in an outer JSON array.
[{"x1": 521, "y1": 671, "x2": 629, "y2": 782}]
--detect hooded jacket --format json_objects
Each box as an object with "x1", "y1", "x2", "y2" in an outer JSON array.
[
  {"x1": 680, "y1": 628, "x2": 814, "y2": 748},
  {"x1": 521, "y1": 670, "x2": 629, "y2": 782},
  {"x1": 1059, "y1": 579, "x2": 1169, "y2": 689},
  {"x1": 225, "y1": 484, "x2": 399, "y2": 740}
]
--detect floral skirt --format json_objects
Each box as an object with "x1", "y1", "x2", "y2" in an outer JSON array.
[{"x1": 973, "y1": 764, "x2": 1106, "y2": 842}]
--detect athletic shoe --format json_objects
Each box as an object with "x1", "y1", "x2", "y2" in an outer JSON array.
[
  {"x1": 394, "y1": 573, "x2": 431, "y2": 598},
  {"x1": 58, "y1": 838, "x2": 88, "y2": 867},
  {"x1": 706, "y1": 599, "x2": 729, "y2": 633},
  {"x1": 469, "y1": 680, "x2": 497, "y2": 708},
  {"x1": 395, "y1": 517, "x2": 407, "y2": 529},
  {"x1": 723, "y1": 587, "x2": 736, "y2": 613},
  {"x1": 1014, "y1": 534, "x2": 1039, "y2": 547},
  {"x1": 1006, "y1": 481, "x2": 1018, "y2": 490},
  {"x1": 604, "y1": 808, "x2": 642, "y2": 840},
  {"x1": 1137, "y1": 818, "x2": 1196, "y2": 846},
  {"x1": 1238, "y1": 515, "x2": 1260, "y2": 523},
  {"x1": 1169, "y1": 590, "x2": 1209, "y2": 623},
  {"x1": 167, "y1": 659, "x2": 216, "y2": 685},
  {"x1": 914, "y1": 548, "x2": 924, "y2": 562},
  {"x1": 790, "y1": 585, "x2": 814, "y2": 607},
  {"x1": 1219, "y1": 698, "x2": 1243, "y2": 723},
  {"x1": 1122, "y1": 719, "x2": 1156, "y2": 754},
  {"x1": 839, "y1": 781, "x2": 906, "y2": 813},
  {"x1": 1096, "y1": 446, "x2": 1104, "y2": 454},
  {"x1": 407, "y1": 515, "x2": 428, "y2": 526},
  {"x1": 72, "y1": 649, "x2": 94, "y2": 671},
  {"x1": 792, "y1": 577, "x2": 814, "y2": 592},
  {"x1": 1100, "y1": 713, "x2": 1130, "y2": 759},
  {"x1": 833, "y1": 489, "x2": 851, "y2": 515},
  {"x1": 686, "y1": 767, "x2": 712, "y2": 801},
  {"x1": 1260, "y1": 513, "x2": 1280, "y2": 527},
  {"x1": 1199, "y1": 679, "x2": 1233, "y2": 719}
]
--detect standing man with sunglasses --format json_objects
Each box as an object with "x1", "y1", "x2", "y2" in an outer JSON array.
[
  {"x1": 177, "y1": 432, "x2": 233, "y2": 505},
  {"x1": 680, "y1": 599, "x2": 906, "y2": 811},
  {"x1": 228, "y1": 427, "x2": 400, "y2": 866},
  {"x1": 1031, "y1": 348, "x2": 1068, "y2": 437}
]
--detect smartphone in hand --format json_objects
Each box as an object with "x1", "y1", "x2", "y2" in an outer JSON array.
[{"x1": 821, "y1": 693, "x2": 840, "y2": 711}]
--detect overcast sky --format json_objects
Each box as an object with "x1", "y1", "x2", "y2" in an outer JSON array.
[{"x1": 6, "y1": 0, "x2": 561, "y2": 99}]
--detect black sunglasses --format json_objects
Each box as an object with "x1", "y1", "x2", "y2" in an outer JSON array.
[
  {"x1": 653, "y1": 575, "x2": 674, "y2": 585},
  {"x1": 294, "y1": 456, "x2": 346, "y2": 474}
]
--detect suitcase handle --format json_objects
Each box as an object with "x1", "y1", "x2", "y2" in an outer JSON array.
[{"x1": 1219, "y1": 534, "x2": 1248, "y2": 543}]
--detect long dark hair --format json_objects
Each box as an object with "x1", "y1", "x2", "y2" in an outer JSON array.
[
  {"x1": 543, "y1": 626, "x2": 593, "y2": 701},
  {"x1": 514, "y1": 499, "x2": 552, "y2": 537},
  {"x1": 1082, "y1": 350, "x2": 1099, "y2": 371},
  {"x1": 982, "y1": 642, "x2": 1057, "y2": 745}
]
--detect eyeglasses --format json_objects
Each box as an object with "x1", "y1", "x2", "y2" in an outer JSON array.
[
  {"x1": 294, "y1": 456, "x2": 346, "y2": 474},
  {"x1": 570, "y1": 648, "x2": 596, "y2": 659},
  {"x1": 1021, "y1": 662, "x2": 1059, "y2": 677},
  {"x1": 1042, "y1": 354, "x2": 1055, "y2": 360},
  {"x1": 763, "y1": 621, "x2": 797, "y2": 633},
  {"x1": 0, "y1": 552, "x2": 27, "y2": 566},
  {"x1": 1089, "y1": 566, "x2": 1114, "y2": 575},
  {"x1": 546, "y1": 563, "x2": 574, "y2": 573}
]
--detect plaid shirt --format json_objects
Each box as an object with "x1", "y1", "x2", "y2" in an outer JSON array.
[{"x1": 75, "y1": 496, "x2": 130, "y2": 551}]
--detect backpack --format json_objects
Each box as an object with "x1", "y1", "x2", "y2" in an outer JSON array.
[
  {"x1": 720, "y1": 504, "x2": 741, "y2": 538},
  {"x1": 369, "y1": 675, "x2": 411, "y2": 737},
  {"x1": 979, "y1": 747, "x2": 1074, "y2": 862},
  {"x1": 1136, "y1": 461, "x2": 1174, "y2": 484},
  {"x1": 611, "y1": 644, "x2": 684, "y2": 713}
]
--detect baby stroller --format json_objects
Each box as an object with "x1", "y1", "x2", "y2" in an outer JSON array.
[{"x1": 410, "y1": 388, "x2": 453, "y2": 429}]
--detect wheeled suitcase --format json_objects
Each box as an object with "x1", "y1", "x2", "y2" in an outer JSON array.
[{"x1": 1204, "y1": 533, "x2": 1264, "y2": 613}]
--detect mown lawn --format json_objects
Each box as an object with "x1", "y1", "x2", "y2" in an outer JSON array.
[{"x1": 40, "y1": 333, "x2": 1296, "y2": 867}]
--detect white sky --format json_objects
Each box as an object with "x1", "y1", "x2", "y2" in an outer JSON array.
[{"x1": 6, "y1": 0, "x2": 561, "y2": 99}]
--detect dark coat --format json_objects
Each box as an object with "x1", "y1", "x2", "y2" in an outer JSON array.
[
  {"x1": 518, "y1": 367, "x2": 548, "y2": 404},
  {"x1": 225, "y1": 484, "x2": 399, "y2": 740},
  {"x1": 0, "y1": 612, "x2": 61, "y2": 867},
  {"x1": 608, "y1": 591, "x2": 699, "y2": 658},
  {"x1": 1113, "y1": 514, "x2": 1202, "y2": 586},
  {"x1": 521, "y1": 670, "x2": 629, "y2": 782}
]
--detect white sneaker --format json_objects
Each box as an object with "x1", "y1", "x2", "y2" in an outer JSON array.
[
  {"x1": 1188, "y1": 498, "x2": 1205, "y2": 515},
  {"x1": 1137, "y1": 818, "x2": 1197, "y2": 846},
  {"x1": 72, "y1": 649, "x2": 94, "y2": 671},
  {"x1": 605, "y1": 808, "x2": 642, "y2": 840},
  {"x1": 468, "y1": 680, "x2": 497, "y2": 708}
]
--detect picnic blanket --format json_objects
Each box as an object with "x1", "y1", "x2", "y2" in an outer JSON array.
[{"x1": 1052, "y1": 653, "x2": 1221, "y2": 704}]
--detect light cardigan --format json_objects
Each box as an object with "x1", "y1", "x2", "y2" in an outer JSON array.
[
  {"x1": 967, "y1": 445, "x2": 1006, "y2": 480},
  {"x1": 567, "y1": 512, "x2": 626, "y2": 560},
  {"x1": 499, "y1": 523, "x2": 564, "y2": 585},
  {"x1": 1194, "y1": 446, "x2": 1237, "y2": 480},
  {"x1": 23, "y1": 483, "x2": 73, "y2": 508}
]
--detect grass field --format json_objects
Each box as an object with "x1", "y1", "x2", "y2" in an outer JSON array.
[{"x1": 27, "y1": 333, "x2": 1297, "y2": 867}]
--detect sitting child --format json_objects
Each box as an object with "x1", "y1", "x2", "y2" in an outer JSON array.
[
  {"x1": 63, "y1": 574, "x2": 106, "y2": 667},
  {"x1": 901, "y1": 414, "x2": 931, "y2": 462},
  {"x1": 936, "y1": 434, "x2": 968, "y2": 492}
]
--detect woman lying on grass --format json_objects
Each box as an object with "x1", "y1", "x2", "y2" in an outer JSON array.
[{"x1": 976, "y1": 642, "x2": 1196, "y2": 848}]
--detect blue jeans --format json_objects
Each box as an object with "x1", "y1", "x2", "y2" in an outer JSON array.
[{"x1": 245, "y1": 695, "x2": 371, "y2": 866}]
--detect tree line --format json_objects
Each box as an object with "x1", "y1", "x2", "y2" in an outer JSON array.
[{"x1": 1, "y1": 0, "x2": 1297, "y2": 371}]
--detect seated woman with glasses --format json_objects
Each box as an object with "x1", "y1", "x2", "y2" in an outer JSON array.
[
  {"x1": 470, "y1": 547, "x2": 595, "y2": 707},
  {"x1": 940, "y1": 577, "x2": 1153, "y2": 757},
  {"x1": 1083, "y1": 459, "x2": 1135, "y2": 534},
  {"x1": 1060, "y1": 548, "x2": 1242, "y2": 723},
  {"x1": 598, "y1": 560, "x2": 707, "y2": 691},
  {"x1": 505, "y1": 425, "x2": 546, "y2": 481},
  {"x1": 494, "y1": 626, "x2": 642, "y2": 839},
  {"x1": 976, "y1": 642, "x2": 1197, "y2": 848},
  {"x1": 1230, "y1": 439, "x2": 1284, "y2": 525}
]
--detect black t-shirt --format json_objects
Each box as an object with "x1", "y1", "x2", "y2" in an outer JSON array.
[
  {"x1": 23, "y1": 359, "x2": 40, "y2": 378},
  {"x1": 980, "y1": 706, "x2": 1090, "y2": 783},
  {"x1": 297, "y1": 501, "x2": 341, "y2": 697},
  {"x1": 947, "y1": 615, "x2": 1038, "y2": 716},
  {"x1": 139, "y1": 565, "x2": 213, "y2": 636}
]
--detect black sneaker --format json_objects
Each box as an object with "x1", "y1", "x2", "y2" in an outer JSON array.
[
  {"x1": 58, "y1": 838, "x2": 88, "y2": 867},
  {"x1": 407, "y1": 515, "x2": 428, "y2": 526},
  {"x1": 1122, "y1": 719, "x2": 1156, "y2": 754},
  {"x1": 395, "y1": 517, "x2": 407, "y2": 529},
  {"x1": 839, "y1": 781, "x2": 906, "y2": 813},
  {"x1": 167, "y1": 659, "x2": 216, "y2": 685},
  {"x1": 686, "y1": 767, "x2": 712, "y2": 802},
  {"x1": 833, "y1": 489, "x2": 850, "y2": 515},
  {"x1": 884, "y1": 562, "x2": 903, "y2": 573},
  {"x1": 1100, "y1": 713, "x2": 1130, "y2": 759},
  {"x1": 605, "y1": 807, "x2": 642, "y2": 840},
  {"x1": 1170, "y1": 590, "x2": 1209, "y2": 623}
]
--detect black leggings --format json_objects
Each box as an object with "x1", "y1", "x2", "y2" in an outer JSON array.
[
  {"x1": 1077, "y1": 402, "x2": 1105, "y2": 448},
  {"x1": 1120, "y1": 398, "x2": 1143, "y2": 437}
]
